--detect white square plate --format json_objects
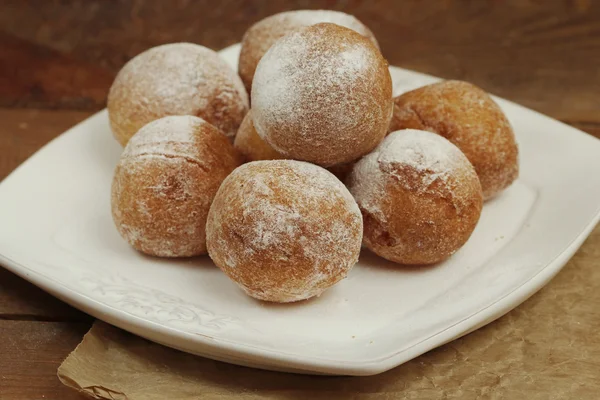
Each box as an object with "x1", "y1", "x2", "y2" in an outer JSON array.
[{"x1": 1, "y1": 44, "x2": 600, "y2": 376}]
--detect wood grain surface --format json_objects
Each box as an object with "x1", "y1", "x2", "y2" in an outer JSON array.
[
  {"x1": 1, "y1": 0, "x2": 599, "y2": 126},
  {"x1": 0, "y1": 1, "x2": 599, "y2": 398},
  {"x1": 0, "y1": 321, "x2": 90, "y2": 400}
]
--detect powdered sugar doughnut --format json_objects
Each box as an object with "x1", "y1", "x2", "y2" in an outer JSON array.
[
  {"x1": 108, "y1": 43, "x2": 249, "y2": 146},
  {"x1": 252, "y1": 23, "x2": 393, "y2": 167},
  {"x1": 348, "y1": 129, "x2": 483, "y2": 265},
  {"x1": 389, "y1": 80, "x2": 519, "y2": 199},
  {"x1": 206, "y1": 160, "x2": 363, "y2": 303},
  {"x1": 111, "y1": 116, "x2": 243, "y2": 257},
  {"x1": 239, "y1": 9, "x2": 379, "y2": 94}
]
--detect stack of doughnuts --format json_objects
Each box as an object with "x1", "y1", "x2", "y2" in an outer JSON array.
[{"x1": 108, "y1": 10, "x2": 519, "y2": 303}]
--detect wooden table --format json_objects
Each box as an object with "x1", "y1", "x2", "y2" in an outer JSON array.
[{"x1": 1, "y1": 1, "x2": 599, "y2": 399}]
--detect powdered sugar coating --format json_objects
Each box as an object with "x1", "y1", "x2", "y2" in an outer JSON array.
[
  {"x1": 108, "y1": 43, "x2": 249, "y2": 145},
  {"x1": 252, "y1": 23, "x2": 393, "y2": 167},
  {"x1": 111, "y1": 116, "x2": 242, "y2": 257},
  {"x1": 389, "y1": 80, "x2": 519, "y2": 199},
  {"x1": 238, "y1": 9, "x2": 379, "y2": 93},
  {"x1": 206, "y1": 160, "x2": 363, "y2": 303},
  {"x1": 353, "y1": 130, "x2": 468, "y2": 221},
  {"x1": 348, "y1": 129, "x2": 483, "y2": 265}
]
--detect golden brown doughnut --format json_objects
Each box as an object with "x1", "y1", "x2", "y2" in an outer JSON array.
[
  {"x1": 206, "y1": 160, "x2": 363, "y2": 303},
  {"x1": 111, "y1": 115, "x2": 242, "y2": 257},
  {"x1": 238, "y1": 9, "x2": 379, "y2": 94},
  {"x1": 108, "y1": 43, "x2": 249, "y2": 146},
  {"x1": 348, "y1": 129, "x2": 483, "y2": 265},
  {"x1": 252, "y1": 23, "x2": 393, "y2": 167},
  {"x1": 389, "y1": 80, "x2": 518, "y2": 199}
]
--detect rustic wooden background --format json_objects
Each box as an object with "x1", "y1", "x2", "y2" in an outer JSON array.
[{"x1": 1, "y1": 1, "x2": 599, "y2": 399}]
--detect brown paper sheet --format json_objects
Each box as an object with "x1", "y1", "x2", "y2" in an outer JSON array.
[{"x1": 58, "y1": 227, "x2": 600, "y2": 400}]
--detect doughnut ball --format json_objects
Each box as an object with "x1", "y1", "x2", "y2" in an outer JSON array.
[
  {"x1": 108, "y1": 43, "x2": 249, "y2": 146},
  {"x1": 389, "y1": 80, "x2": 518, "y2": 199},
  {"x1": 348, "y1": 129, "x2": 483, "y2": 265},
  {"x1": 111, "y1": 115, "x2": 243, "y2": 257},
  {"x1": 234, "y1": 110, "x2": 281, "y2": 161},
  {"x1": 239, "y1": 9, "x2": 379, "y2": 94},
  {"x1": 206, "y1": 160, "x2": 363, "y2": 303},
  {"x1": 252, "y1": 23, "x2": 393, "y2": 167}
]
